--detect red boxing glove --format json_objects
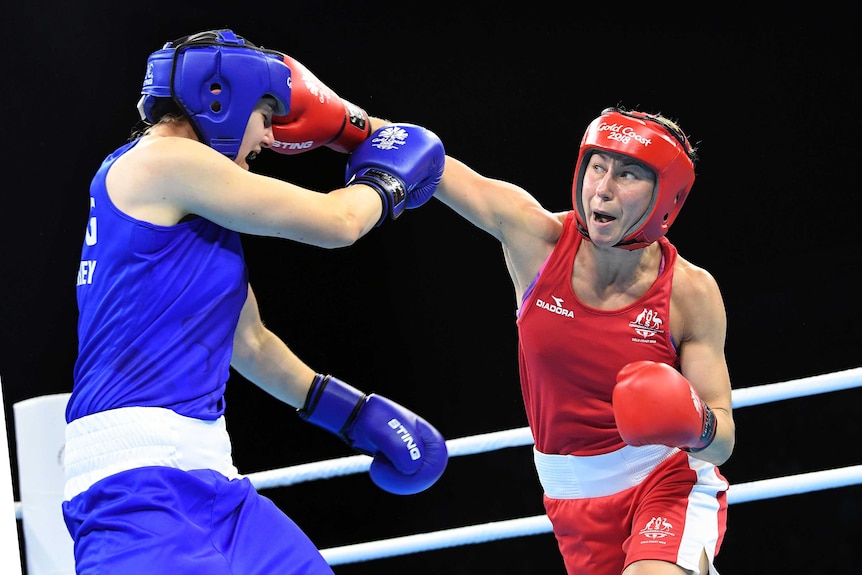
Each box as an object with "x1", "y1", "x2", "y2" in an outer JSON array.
[
  {"x1": 613, "y1": 361, "x2": 717, "y2": 452},
  {"x1": 270, "y1": 53, "x2": 371, "y2": 155}
]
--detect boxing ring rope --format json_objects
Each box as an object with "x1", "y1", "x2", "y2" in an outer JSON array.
[
  {"x1": 9, "y1": 366, "x2": 862, "y2": 570},
  {"x1": 228, "y1": 366, "x2": 862, "y2": 493},
  {"x1": 261, "y1": 367, "x2": 862, "y2": 565}
]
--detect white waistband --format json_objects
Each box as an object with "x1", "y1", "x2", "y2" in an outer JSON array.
[
  {"x1": 64, "y1": 406, "x2": 240, "y2": 500},
  {"x1": 533, "y1": 444, "x2": 678, "y2": 499}
]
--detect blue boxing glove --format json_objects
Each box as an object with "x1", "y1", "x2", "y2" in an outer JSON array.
[
  {"x1": 298, "y1": 374, "x2": 448, "y2": 495},
  {"x1": 346, "y1": 123, "x2": 445, "y2": 226}
]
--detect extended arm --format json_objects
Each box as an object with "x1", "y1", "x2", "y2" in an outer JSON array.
[
  {"x1": 434, "y1": 156, "x2": 564, "y2": 301},
  {"x1": 434, "y1": 157, "x2": 551, "y2": 241}
]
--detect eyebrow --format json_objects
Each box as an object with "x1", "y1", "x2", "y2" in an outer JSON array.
[{"x1": 593, "y1": 151, "x2": 646, "y2": 167}]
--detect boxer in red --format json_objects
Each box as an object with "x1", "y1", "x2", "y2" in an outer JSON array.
[
  {"x1": 428, "y1": 108, "x2": 734, "y2": 575},
  {"x1": 269, "y1": 60, "x2": 734, "y2": 574}
]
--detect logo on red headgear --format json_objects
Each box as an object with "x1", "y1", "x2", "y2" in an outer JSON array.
[{"x1": 596, "y1": 122, "x2": 653, "y2": 147}]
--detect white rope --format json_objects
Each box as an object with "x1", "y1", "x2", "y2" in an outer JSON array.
[
  {"x1": 725, "y1": 464, "x2": 862, "y2": 504},
  {"x1": 245, "y1": 427, "x2": 536, "y2": 490},
  {"x1": 17, "y1": 367, "x2": 859, "y2": 517},
  {"x1": 321, "y1": 515, "x2": 554, "y2": 565},
  {"x1": 268, "y1": 365, "x2": 862, "y2": 565},
  {"x1": 12, "y1": 366, "x2": 862, "y2": 567},
  {"x1": 248, "y1": 454, "x2": 371, "y2": 491},
  {"x1": 730, "y1": 367, "x2": 862, "y2": 408},
  {"x1": 320, "y1": 464, "x2": 862, "y2": 565},
  {"x1": 243, "y1": 366, "x2": 862, "y2": 488}
]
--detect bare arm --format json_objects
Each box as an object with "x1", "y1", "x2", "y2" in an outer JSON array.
[
  {"x1": 434, "y1": 156, "x2": 564, "y2": 300},
  {"x1": 109, "y1": 135, "x2": 383, "y2": 248},
  {"x1": 674, "y1": 260, "x2": 735, "y2": 466},
  {"x1": 230, "y1": 284, "x2": 315, "y2": 407},
  {"x1": 367, "y1": 116, "x2": 391, "y2": 133}
]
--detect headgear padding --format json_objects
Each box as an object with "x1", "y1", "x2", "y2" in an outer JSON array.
[
  {"x1": 138, "y1": 29, "x2": 292, "y2": 160},
  {"x1": 572, "y1": 108, "x2": 696, "y2": 250}
]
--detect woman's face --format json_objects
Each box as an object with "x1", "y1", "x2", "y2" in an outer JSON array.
[
  {"x1": 236, "y1": 97, "x2": 277, "y2": 170},
  {"x1": 580, "y1": 151, "x2": 656, "y2": 248}
]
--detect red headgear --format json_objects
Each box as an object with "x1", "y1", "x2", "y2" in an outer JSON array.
[{"x1": 572, "y1": 108, "x2": 696, "y2": 250}]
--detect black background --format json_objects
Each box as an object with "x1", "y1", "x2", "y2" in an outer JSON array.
[{"x1": 2, "y1": 2, "x2": 861, "y2": 573}]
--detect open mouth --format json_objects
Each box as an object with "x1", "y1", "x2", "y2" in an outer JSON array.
[
  {"x1": 246, "y1": 151, "x2": 258, "y2": 162},
  {"x1": 594, "y1": 212, "x2": 616, "y2": 223}
]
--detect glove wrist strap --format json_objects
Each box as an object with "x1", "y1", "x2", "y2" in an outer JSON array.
[
  {"x1": 297, "y1": 374, "x2": 366, "y2": 443},
  {"x1": 682, "y1": 403, "x2": 717, "y2": 453},
  {"x1": 326, "y1": 101, "x2": 371, "y2": 153},
  {"x1": 348, "y1": 169, "x2": 407, "y2": 226}
]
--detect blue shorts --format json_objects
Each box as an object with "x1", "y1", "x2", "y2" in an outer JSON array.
[{"x1": 62, "y1": 467, "x2": 334, "y2": 575}]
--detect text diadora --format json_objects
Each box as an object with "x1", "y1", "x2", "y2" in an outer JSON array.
[{"x1": 535, "y1": 297, "x2": 575, "y2": 318}]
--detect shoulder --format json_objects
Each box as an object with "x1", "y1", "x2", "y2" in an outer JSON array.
[
  {"x1": 525, "y1": 209, "x2": 567, "y2": 241},
  {"x1": 503, "y1": 209, "x2": 568, "y2": 300},
  {"x1": 674, "y1": 254, "x2": 718, "y2": 289},
  {"x1": 111, "y1": 135, "x2": 241, "y2": 194},
  {"x1": 670, "y1": 252, "x2": 727, "y2": 341},
  {"x1": 671, "y1": 253, "x2": 722, "y2": 300},
  {"x1": 106, "y1": 135, "x2": 240, "y2": 223},
  {"x1": 120, "y1": 135, "x2": 230, "y2": 173}
]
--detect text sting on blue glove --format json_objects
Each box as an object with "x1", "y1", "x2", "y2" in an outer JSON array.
[{"x1": 298, "y1": 374, "x2": 448, "y2": 495}]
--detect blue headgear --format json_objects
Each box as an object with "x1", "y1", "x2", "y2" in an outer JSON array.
[{"x1": 137, "y1": 29, "x2": 292, "y2": 160}]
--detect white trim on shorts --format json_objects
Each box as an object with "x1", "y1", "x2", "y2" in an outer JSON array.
[
  {"x1": 533, "y1": 444, "x2": 678, "y2": 499},
  {"x1": 64, "y1": 406, "x2": 240, "y2": 500}
]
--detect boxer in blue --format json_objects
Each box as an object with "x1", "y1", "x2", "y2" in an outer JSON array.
[{"x1": 63, "y1": 29, "x2": 448, "y2": 575}]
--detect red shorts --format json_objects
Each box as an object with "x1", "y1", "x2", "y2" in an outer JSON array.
[{"x1": 543, "y1": 451, "x2": 728, "y2": 575}]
